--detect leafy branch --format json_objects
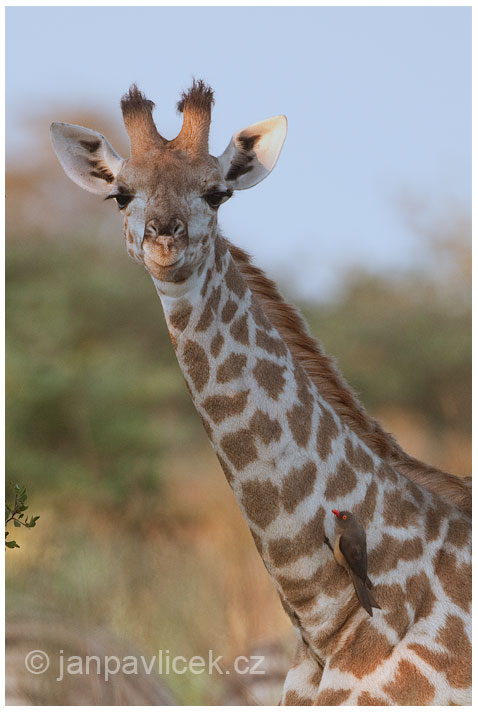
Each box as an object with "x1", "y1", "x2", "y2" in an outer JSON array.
[{"x1": 5, "y1": 483, "x2": 39, "y2": 549}]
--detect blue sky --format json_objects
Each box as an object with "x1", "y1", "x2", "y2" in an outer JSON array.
[{"x1": 6, "y1": 6, "x2": 471, "y2": 298}]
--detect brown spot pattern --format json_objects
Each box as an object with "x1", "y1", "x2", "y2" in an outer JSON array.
[
  {"x1": 230, "y1": 313, "x2": 249, "y2": 345},
  {"x1": 249, "y1": 410, "x2": 282, "y2": 445},
  {"x1": 408, "y1": 481, "x2": 425, "y2": 506},
  {"x1": 283, "y1": 691, "x2": 313, "y2": 705},
  {"x1": 280, "y1": 557, "x2": 351, "y2": 611},
  {"x1": 278, "y1": 567, "x2": 331, "y2": 610},
  {"x1": 225, "y1": 261, "x2": 246, "y2": 298},
  {"x1": 425, "y1": 499, "x2": 449, "y2": 542},
  {"x1": 253, "y1": 359, "x2": 286, "y2": 400},
  {"x1": 329, "y1": 619, "x2": 393, "y2": 678},
  {"x1": 345, "y1": 438, "x2": 374, "y2": 472},
  {"x1": 376, "y1": 463, "x2": 398, "y2": 484},
  {"x1": 383, "y1": 659, "x2": 434, "y2": 704},
  {"x1": 309, "y1": 669, "x2": 323, "y2": 687},
  {"x1": 182, "y1": 340, "x2": 210, "y2": 392},
  {"x1": 200, "y1": 267, "x2": 212, "y2": 298},
  {"x1": 315, "y1": 688, "x2": 351, "y2": 705},
  {"x1": 256, "y1": 329, "x2": 287, "y2": 357},
  {"x1": 170, "y1": 264, "x2": 193, "y2": 284},
  {"x1": 294, "y1": 362, "x2": 313, "y2": 404},
  {"x1": 316, "y1": 409, "x2": 339, "y2": 460},
  {"x1": 373, "y1": 582, "x2": 409, "y2": 635},
  {"x1": 433, "y1": 548, "x2": 471, "y2": 612},
  {"x1": 368, "y1": 534, "x2": 423, "y2": 575},
  {"x1": 353, "y1": 479, "x2": 378, "y2": 526},
  {"x1": 425, "y1": 507, "x2": 440, "y2": 542},
  {"x1": 324, "y1": 459, "x2": 357, "y2": 500},
  {"x1": 408, "y1": 614, "x2": 471, "y2": 690},
  {"x1": 196, "y1": 285, "x2": 221, "y2": 331},
  {"x1": 268, "y1": 508, "x2": 324, "y2": 567},
  {"x1": 201, "y1": 390, "x2": 249, "y2": 424},
  {"x1": 405, "y1": 571, "x2": 436, "y2": 623},
  {"x1": 281, "y1": 461, "x2": 317, "y2": 513},
  {"x1": 221, "y1": 299, "x2": 238, "y2": 323},
  {"x1": 383, "y1": 489, "x2": 419, "y2": 528},
  {"x1": 210, "y1": 331, "x2": 224, "y2": 358},
  {"x1": 220, "y1": 429, "x2": 257, "y2": 471},
  {"x1": 216, "y1": 353, "x2": 247, "y2": 383},
  {"x1": 169, "y1": 300, "x2": 192, "y2": 332},
  {"x1": 241, "y1": 478, "x2": 280, "y2": 529},
  {"x1": 250, "y1": 297, "x2": 272, "y2": 331},
  {"x1": 318, "y1": 559, "x2": 352, "y2": 597},
  {"x1": 287, "y1": 402, "x2": 313, "y2": 448},
  {"x1": 445, "y1": 516, "x2": 471, "y2": 549},
  {"x1": 318, "y1": 593, "x2": 361, "y2": 652},
  {"x1": 214, "y1": 236, "x2": 227, "y2": 272},
  {"x1": 357, "y1": 692, "x2": 389, "y2": 705}
]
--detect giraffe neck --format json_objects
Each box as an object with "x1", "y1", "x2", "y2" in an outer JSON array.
[{"x1": 151, "y1": 234, "x2": 453, "y2": 663}]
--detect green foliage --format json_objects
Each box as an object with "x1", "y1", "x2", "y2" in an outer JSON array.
[
  {"x1": 5, "y1": 482, "x2": 40, "y2": 548},
  {"x1": 302, "y1": 270, "x2": 471, "y2": 433},
  {"x1": 6, "y1": 236, "x2": 205, "y2": 519}
]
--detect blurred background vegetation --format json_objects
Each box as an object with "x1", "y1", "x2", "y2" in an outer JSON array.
[{"x1": 5, "y1": 112, "x2": 470, "y2": 705}]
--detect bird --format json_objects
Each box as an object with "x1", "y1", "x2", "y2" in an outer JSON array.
[{"x1": 324, "y1": 509, "x2": 381, "y2": 617}]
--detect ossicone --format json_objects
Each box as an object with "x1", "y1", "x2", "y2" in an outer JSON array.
[{"x1": 120, "y1": 84, "x2": 166, "y2": 155}]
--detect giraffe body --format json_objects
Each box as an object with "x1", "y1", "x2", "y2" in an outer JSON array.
[
  {"x1": 159, "y1": 240, "x2": 471, "y2": 706},
  {"x1": 51, "y1": 81, "x2": 472, "y2": 705}
]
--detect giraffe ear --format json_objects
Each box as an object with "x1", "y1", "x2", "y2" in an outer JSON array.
[
  {"x1": 217, "y1": 115, "x2": 287, "y2": 190},
  {"x1": 50, "y1": 122, "x2": 124, "y2": 195}
]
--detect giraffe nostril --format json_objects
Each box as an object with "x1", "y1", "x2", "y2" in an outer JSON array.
[
  {"x1": 144, "y1": 220, "x2": 159, "y2": 239},
  {"x1": 144, "y1": 218, "x2": 186, "y2": 243},
  {"x1": 172, "y1": 219, "x2": 185, "y2": 237}
]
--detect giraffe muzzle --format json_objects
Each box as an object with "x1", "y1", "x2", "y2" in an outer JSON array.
[{"x1": 143, "y1": 218, "x2": 188, "y2": 267}]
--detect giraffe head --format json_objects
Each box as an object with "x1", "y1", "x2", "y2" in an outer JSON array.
[{"x1": 50, "y1": 80, "x2": 287, "y2": 287}]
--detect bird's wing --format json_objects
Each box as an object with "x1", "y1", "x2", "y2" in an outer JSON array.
[{"x1": 339, "y1": 532, "x2": 367, "y2": 580}]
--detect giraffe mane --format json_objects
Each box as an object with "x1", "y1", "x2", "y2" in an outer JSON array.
[{"x1": 227, "y1": 239, "x2": 472, "y2": 517}]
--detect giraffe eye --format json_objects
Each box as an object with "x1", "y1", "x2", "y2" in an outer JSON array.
[
  {"x1": 114, "y1": 194, "x2": 133, "y2": 210},
  {"x1": 204, "y1": 190, "x2": 232, "y2": 209}
]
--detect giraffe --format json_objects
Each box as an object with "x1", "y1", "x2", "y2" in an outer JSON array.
[{"x1": 50, "y1": 81, "x2": 471, "y2": 705}]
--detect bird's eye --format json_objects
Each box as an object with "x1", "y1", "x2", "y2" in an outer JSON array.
[
  {"x1": 342, "y1": 515, "x2": 347, "y2": 520},
  {"x1": 204, "y1": 190, "x2": 232, "y2": 209},
  {"x1": 114, "y1": 194, "x2": 132, "y2": 210}
]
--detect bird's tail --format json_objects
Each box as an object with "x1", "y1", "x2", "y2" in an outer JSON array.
[
  {"x1": 367, "y1": 588, "x2": 381, "y2": 611},
  {"x1": 351, "y1": 575, "x2": 380, "y2": 616},
  {"x1": 365, "y1": 576, "x2": 381, "y2": 610}
]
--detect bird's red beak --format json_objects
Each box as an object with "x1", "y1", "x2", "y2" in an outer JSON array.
[{"x1": 332, "y1": 509, "x2": 340, "y2": 518}]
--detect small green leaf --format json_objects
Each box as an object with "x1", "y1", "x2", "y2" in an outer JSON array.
[{"x1": 13, "y1": 520, "x2": 21, "y2": 528}]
